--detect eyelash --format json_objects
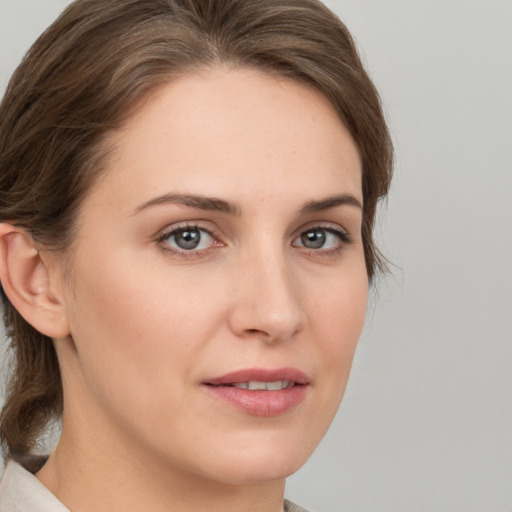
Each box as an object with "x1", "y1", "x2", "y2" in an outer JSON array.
[{"x1": 156, "y1": 223, "x2": 353, "y2": 258}]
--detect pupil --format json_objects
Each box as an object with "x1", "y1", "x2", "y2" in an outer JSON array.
[
  {"x1": 302, "y1": 230, "x2": 325, "y2": 249},
  {"x1": 176, "y1": 229, "x2": 200, "y2": 250}
]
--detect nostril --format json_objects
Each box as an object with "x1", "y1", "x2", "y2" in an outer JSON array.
[{"x1": 245, "y1": 328, "x2": 270, "y2": 337}]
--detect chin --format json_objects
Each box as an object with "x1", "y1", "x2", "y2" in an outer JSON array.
[
  {"x1": 197, "y1": 451, "x2": 307, "y2": 486},
  {"x1": 184, "y1": 429, "x2": 322, "y2": 486}
]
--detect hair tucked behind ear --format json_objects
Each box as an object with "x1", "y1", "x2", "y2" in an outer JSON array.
[{"x1": 0, "y1": 0, "x2": 392, "y2": 468}]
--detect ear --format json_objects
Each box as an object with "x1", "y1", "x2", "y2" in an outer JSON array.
[{"x1": 0, "y1": 223, "x2": 70, "y2": 339}]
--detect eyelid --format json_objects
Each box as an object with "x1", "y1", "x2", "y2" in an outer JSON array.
[
  {"x1": 293, "y1": 221, "x2": 352, "y2": 241},
  {"x1": 155, "y1": 219, "x2": 221, "y2": 239}
]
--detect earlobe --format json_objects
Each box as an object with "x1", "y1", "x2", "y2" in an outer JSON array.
[{"x1": 0, "y1": 223, "x2": 70, "y2": 339}]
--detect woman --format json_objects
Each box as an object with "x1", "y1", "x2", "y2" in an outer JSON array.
[{"x1": 0, "y1": 0, "x2": 392, "y2": 510}]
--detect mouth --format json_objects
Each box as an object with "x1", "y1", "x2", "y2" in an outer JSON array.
[
  {"x1": 221, "y1": 380, "x2": 296, "y2": 390},
  {"x1": 202, "y1": 368, "x2": 309, "y2": 416},
  {"x1": 203, "y1": 367, "x2": 309, "y2": 388}
]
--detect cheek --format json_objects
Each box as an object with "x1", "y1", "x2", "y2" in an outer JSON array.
[
  {"x1": 315, "y1": 266, "x2": 367, "y2": 342},
  {"x1": 61, "y1": 260, "x2": 214, "y2": 447},
  {"x1": 64, "y1": 255, "x2": 226, "y2": 388},
  {"x1": 307, "y1": 266, "x2": 368, "y2": 388}
]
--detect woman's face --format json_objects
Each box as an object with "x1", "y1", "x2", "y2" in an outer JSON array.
[{"x1": 52, "y1": 67, "x2": 367, "y2": 484}]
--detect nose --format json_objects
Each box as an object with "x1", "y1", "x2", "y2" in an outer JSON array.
[{"x1": 227, "y1": 248, "x2": 307, "y2": 343}]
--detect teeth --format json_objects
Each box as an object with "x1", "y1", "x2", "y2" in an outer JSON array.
[
  {"x1": 266, "y1": 380, "x2": 284, "y2": 390},
  {"x1": 248, "y1": 381, "x2": 267, "y2": 390},
  {"x1": 232, "y1": 380, "x2": 292, "y2": 390}
]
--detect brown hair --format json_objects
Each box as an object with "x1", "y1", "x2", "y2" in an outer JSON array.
[{"x1": 0, "y1": 0, "x2": 393, "y2": 468}]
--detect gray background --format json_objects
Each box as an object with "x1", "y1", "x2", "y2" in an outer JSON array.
[{"x1": 1, "y1": 1, "x2": 511, "y2": 510}]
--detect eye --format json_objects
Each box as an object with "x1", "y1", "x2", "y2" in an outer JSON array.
[
  {"x1": 292, "y1": 227, "x2": 350, "y2": 251},
  {"x1": 159, "y1": 226, "x2": 216, "y2": 252}
]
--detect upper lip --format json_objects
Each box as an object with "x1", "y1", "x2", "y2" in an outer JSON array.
[{"x1": 203, "y1": 367, "x2": 310, "y2": 386}]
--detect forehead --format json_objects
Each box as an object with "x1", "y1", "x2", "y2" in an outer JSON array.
[{"x1": 85, "y1": 67, "x2": 362, "y2": 214}]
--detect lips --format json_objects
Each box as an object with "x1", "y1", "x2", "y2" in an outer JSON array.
[
  {"x1": 202, "y1": 368, "x2": 309, "y2": 416},
  {"x1": 204, "y1": 368, "x2": 309, "y2": 386}
]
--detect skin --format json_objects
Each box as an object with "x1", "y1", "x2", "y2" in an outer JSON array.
[{"x1": 28, "y1": 67, "x2": 367, "y2": 512}]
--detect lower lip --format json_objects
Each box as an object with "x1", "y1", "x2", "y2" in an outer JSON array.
[{"x1": 203, "y1": 385, "x2": 308, "y2": 416}]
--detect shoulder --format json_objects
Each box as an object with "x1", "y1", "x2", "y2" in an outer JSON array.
[
  {"x1": 283, "y1": 498, "x2": 312, "y2": 512},
  {"x1": 0, "y1": 460, "x2": 69, "y2": 512}
]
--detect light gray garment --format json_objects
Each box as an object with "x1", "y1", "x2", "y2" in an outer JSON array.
[
  {"x1": 0, "y1": 460, "x2": 309, "y2": 512},
  {"x1": 0, "y1": 460, "x2": 69, "y2": 512},
  {"x1": 283, "y1": 499, "x2": 310, "y2": 512}
]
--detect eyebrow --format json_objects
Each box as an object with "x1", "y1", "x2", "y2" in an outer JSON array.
[
  {"x1": 133, "y1": 192, "x2": 362, "y2": 216},
  {"x1": 299, "y1": 194, "x2": 363, "y2": 214},
  {"x1": 133, "y1": 193, "x2": 242, "y2": 216}
]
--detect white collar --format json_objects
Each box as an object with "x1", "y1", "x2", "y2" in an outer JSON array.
[{"x1": 0, "y1": 460, "x2": 69, "y2": 512}]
